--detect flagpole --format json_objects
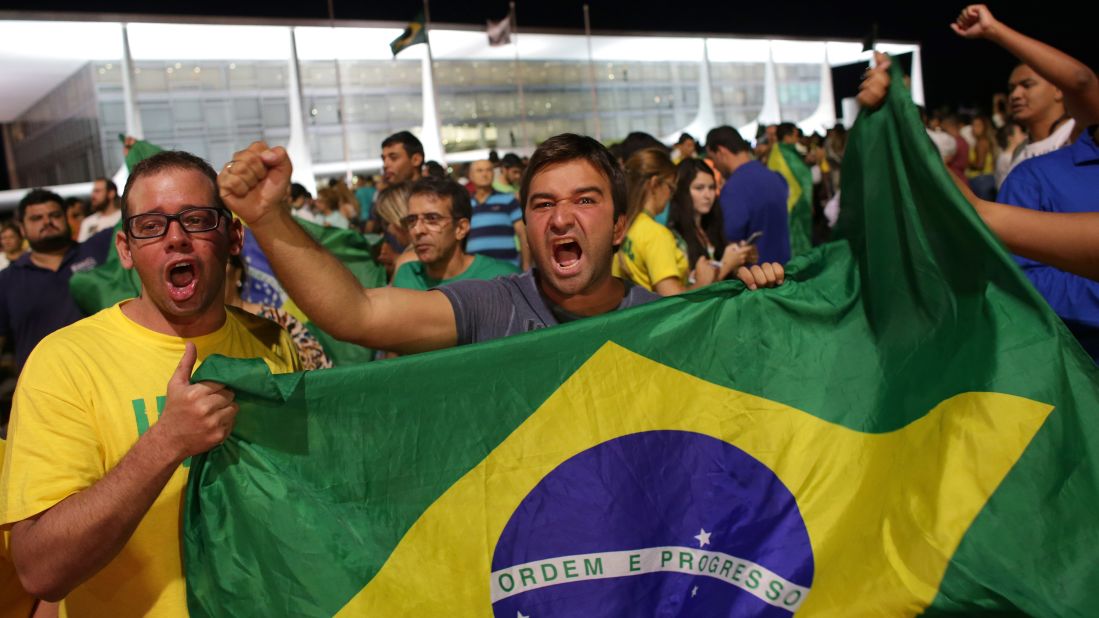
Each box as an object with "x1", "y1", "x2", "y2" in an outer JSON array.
[
  {"x1": 287, "y1": 27, "x2": 318, "y2": 197},
  {"x1": 510, "y1": 2, "x2": 529, "y2": 149},
  {"x1": 327, "y1": 0, "x2": 353, "y2": 185},
  {"x1": 421, "y1": 0, "x2": 447, "y2": 164},
  {"x1": 583, "y1": 4, "x2": 601, "y2": 141},
  {"x1": 120, "y1": 24, "x2": 143, "y2": 140}
]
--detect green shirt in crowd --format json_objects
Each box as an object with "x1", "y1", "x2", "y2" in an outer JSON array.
[{"x1": 391, "y1": 254, "x2": 520, "y2": 291}]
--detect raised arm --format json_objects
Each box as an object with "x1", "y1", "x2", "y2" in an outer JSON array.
[
  {"x1": 217, "y1": 143, "x2": 457, "y2": 353},
  {"x1": 952, "y1": 4, "x2": 1099, "y2": 127}
]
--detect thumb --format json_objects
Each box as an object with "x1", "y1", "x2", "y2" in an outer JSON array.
[{"x1": 170, "y1": 342, "x2": 198, "y2": 390}]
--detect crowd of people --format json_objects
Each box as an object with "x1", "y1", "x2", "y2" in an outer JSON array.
[{"x1": 0, "y1": 4, "x2": 1097, "y2": 616}]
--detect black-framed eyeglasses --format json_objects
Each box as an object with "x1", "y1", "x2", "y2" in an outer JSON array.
[
  {"x1": 400, "y1": 213, "x2": 457, "y2": 230},
  {"x1": 125, "y1": 207, "x2": 230, "y2": 239}
]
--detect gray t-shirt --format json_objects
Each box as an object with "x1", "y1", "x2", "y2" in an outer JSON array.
[{"x1": 439, "y1": 270, "x2": 660, "y2": 345}]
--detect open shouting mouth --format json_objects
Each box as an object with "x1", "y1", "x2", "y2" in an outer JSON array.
[
  {"x1": 552, "y1": 238, "x2": 583, "y2": 273},
  {"x1": 167, "y1": 260, "x2": 198, "y2": 302}
]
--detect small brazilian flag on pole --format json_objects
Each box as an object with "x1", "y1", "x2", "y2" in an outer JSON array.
[{"x1": 390, "y1": 12, "x2": 427, "y2": 57}]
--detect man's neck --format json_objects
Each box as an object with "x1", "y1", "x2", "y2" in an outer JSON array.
[
  {"x1": 29, "y1": 244, "x2": 72, "y2": 271},
  {"x1": 1027, "y1": 108, "x2": 1066, "y2": 142},
  {"x1": 538, "y1": 271, "x2": 626, "y2": 318},
  {"x1": 425, "y1": 249, "x2": 474, "y2": 282},
  {"x1": 474, "y1": 186, "x2": 493, "y2": 202},
  {"x1": 120, "y1": 296, "x2": 228, "y2": 339},
  {"x1": 725, "y1": 151, "x2": 753, "y2": 176}
]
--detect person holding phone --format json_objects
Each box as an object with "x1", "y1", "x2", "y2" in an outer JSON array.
[
  {"x1": 614, "y1": 149, "x2": 766, "y2": 296},
  {"x1": 667, "y1": 158, "x2": 759, "y2": 284}
]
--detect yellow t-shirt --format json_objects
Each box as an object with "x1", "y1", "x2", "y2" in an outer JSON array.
[
  {"x1": 1, "y1": 439, "x2": 36, "y2": 618},
  {"x1": 612, "y1": 211, "x2": 689, "y2": 291},
  {"x1": 0, "y1": 303, "x2": 300, "y2": 618}
]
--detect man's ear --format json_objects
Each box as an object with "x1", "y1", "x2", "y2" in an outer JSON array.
[
  {"x1": 228, "y1": 218, "x2": 244, "y2": 256},
  {"x1": 612, "y1": 212, "x2": 627, "y2": 247},
  {"x1": 412, "y1": 153, "x2": 425, "y2": 169},
  {"x1": 454, "y1": 215, "x2": 470, "y2": 241},
  {"x1": 116, "y1": 230, "x2": 134, "y2": 270}
]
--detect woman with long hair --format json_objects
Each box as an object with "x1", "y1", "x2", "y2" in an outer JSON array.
[
  {"x1": 613, "y1": 148, "x2": 753, "y2": 296},
  {"x1": 668, "y1": 159, "x2": 731, "y2": 268},
  {"x1": 966, "y1": 115, "x2": 998, "y2": 200}
]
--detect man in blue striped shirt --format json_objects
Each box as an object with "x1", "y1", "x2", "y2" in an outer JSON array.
[{"x1": 467, "y1": 159, "x2": 530, "y2": 269}]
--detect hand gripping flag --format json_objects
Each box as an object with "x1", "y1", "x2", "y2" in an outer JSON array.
[{"x1": 183, "y1": 64, "x2": 1099, "y2": 616}]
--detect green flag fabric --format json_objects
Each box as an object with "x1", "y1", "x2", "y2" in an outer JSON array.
[
  {"x1": 183, "y1": 66, "x2": 1099, "y2": 617},
  {"x1": 121, "y1": 137, "x2": 164, "y2": 172},
  {"x1": 389, "y1": 12, "x2": 428, "y2": 57},
  {"x1": 767, "y1": 142, "x2": 814, "y2": 257},
  {"x1": 69, "y1": 220, "x2": 140, "y2": 314}
]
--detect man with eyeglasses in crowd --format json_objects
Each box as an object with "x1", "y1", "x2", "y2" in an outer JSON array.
[
  {"x1": 0, "y1": 151, "x2": 300, "y2": 617},
  {"x1": 219, "y1": 134, "x2": 783, "y2": 357},
  {"x1": 391, "y1": 176, "x2": 518, "y2": 293}
]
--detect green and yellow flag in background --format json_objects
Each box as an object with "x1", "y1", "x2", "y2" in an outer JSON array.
[
  {"x1": 183, "y1": 65, "x2": 1099, "y2": 617},
  {"x1": 767, "y1": 141, "x2": 814, "y2": 258},
  {"x1": 390, "y1": 12, "x2": 428, "y2": 57}
]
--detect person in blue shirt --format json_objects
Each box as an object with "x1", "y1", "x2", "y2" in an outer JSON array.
[
  {"x1": 954, "y1": 4, "x2": 1099, "y2": 361},
  {"x1": 0, "y1": 189, "x2": 112, "y2": 373},
  {"x1": 705, "y1": 126, "x2": 791, "y2": 264},
  {"x1": 467, "y1": 159, "x2": 529, "y2": 269}
]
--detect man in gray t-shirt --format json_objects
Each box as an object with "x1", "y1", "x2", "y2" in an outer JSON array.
[
  {"x1": 442, "y1": 271, "x2": 657, "y2": 345},
  {"x1": 219, "y1": 134, "x2": 783, "y2": 355}
]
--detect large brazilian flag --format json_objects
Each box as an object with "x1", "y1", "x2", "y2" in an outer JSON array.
[
  {"x1": 767, "y1": 141, "x2": 814, "y2": 258},
  {"x1": 183, "y1": 66, "x2": 1099, "y2": 617}
]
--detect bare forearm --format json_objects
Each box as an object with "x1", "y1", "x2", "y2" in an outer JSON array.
[
  {"x1": 10, "y1": 427, "x2": 182, "y2": 600},
  {"x1": 977, "y1": 202, "x2": 1099, "y2": 281},
  {"x1": 248, "y1": 208, "x2": 378, "y2": 345}
]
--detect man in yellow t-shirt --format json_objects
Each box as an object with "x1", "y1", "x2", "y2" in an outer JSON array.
[
  {"x1": 1, "y1": 439, "x2": 36, "y2": 618},
  {"x1": 0, "y1": 151, "x2": 301, "y2": 617}
]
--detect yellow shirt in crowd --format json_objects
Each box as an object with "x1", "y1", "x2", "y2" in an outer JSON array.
[
  {"x1": 613, "y1": 211, "x2": 689, "y2": 291},
  {"x1": 0, "y1": 303, "x2": 300, "y2": 618}
]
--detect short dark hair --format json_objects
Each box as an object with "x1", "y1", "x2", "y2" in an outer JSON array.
[
  {"x1": 1, "y1": 221, "x2": 22, "y2": 238},
  {"x1": 500, "y1": 153, "x2": 523, "y2": 169},
  {"x1": 676, "y1": 132, "x2": 696, "y2": 145},
  {"x1": 619, "y1": 131, "x2": 669, "y2": 163},
  {"x1": 95, "y1": 177, "x2": 119, "y2": 196},
  {"x1": 423, "y1": 160, "x2": 447, "y2": 179},
  {"x1": 409, "y1": 176, "x2": 473, "y2": 250},
  {"x1": 705, "y1": 126, "x2": 751, "y2": 155},
  {"x1": 121, "y1": 151, "x2": 221, "y2": 219},
  {"x1": 290, "y1": 182, "x2": 311, "y2": 202},
  {"x1": 18, "y1": 188, "x2": 64, "y2": 221},
  {"x1": 519, "y1": 133, "x2": 627, "y2": 223},
  {"x1": 64, "y1": 196, "x2": 87, "y2": 214},
  {"x1": 776, "y1": 122, "x2": 799, "y2": 141},
  {"x1": 381, "y1": 131, "x2": 425, "y2": 160}
]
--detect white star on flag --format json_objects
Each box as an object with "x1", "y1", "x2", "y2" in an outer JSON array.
[
  {"x1": 517, "y1": 611, "x2": 530, "y2": 618},
  {"x1": 691, "y1": 585, "x2": 699, "y2": 597},
  {"x1": 693, "y1": 528, "x2": 712, "y2": 548}
]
